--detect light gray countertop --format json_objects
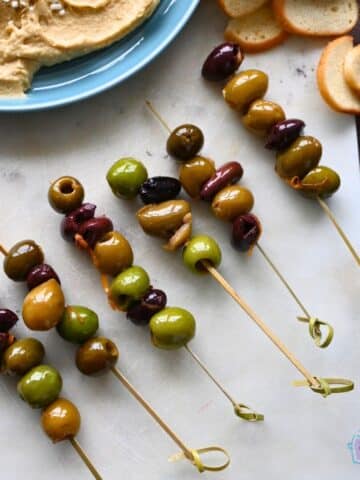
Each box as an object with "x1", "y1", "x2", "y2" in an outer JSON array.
[{"x1": 0, "y1": 2, "x2": 359, "y2": 479}]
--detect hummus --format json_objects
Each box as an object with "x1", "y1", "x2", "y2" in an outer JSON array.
[{"x1": 0, "y1": 0, "x2": 159, "y2": 96}]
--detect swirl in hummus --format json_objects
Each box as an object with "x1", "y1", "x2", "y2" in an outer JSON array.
[{"x1": 0, "y1": 0, "x2": 159, "y2": 96}]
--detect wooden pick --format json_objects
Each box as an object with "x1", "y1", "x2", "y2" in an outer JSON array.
[{"x1": 69, "y1": 438, "x2": 103, "y2": 480}]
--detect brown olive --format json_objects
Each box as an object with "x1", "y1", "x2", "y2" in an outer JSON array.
[
  {"x1": 93, "y1": 231, "x2": 133, "y2": 276},
  {"x1": 179, "y1": 156, "x2": 216, "y2": 198},
  {"x1": 4, "y1": 240, "x2": 44, "y2": 282},
  {"x1": 76, "y1": 337, "x2": 119, "y2": 375},
  {"x1": 212, "y1": 186, "x2": 254, "y2": 221},
  {"x1": 2, "y1": 338, "x2": 45, "y2": 376},
  {"x1": 223, "y1": 70, "x2": 269, "y2": 112},
  {"x1": 275, "y1": 136, "x2": 322, "y2": 180},
  {"x1": 167, "y1": 124, "x2": 204, "y2": 161},
  {"x1": 41, "y1": 398, "x2": 81, "y2": 443},
  {"x1": 242, "y1": 100, "x2": 285, "y2": 136},
  {"x1": 48, "y1": 176, "x2": 84, "y2": 214}
]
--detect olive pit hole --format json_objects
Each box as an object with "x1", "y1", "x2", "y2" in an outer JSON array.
[{"x1": 60, "y1": 181, "x2": 75, "y2": 195}]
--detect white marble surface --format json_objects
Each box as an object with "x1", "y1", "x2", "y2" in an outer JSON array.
[{"x1": 0, "y1": 2, "x2": 360, "y2": 479}]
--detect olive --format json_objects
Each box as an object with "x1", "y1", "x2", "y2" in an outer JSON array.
[
  {"x1": 76, "y1": 337, "x2": 119, "y2": 375},
  {"x1": 106, "y1": 158, "x2": 148, "y2": 199},
  {"x1": 183, "y1": 235, "x2": 222, "y2": 274},
  {"x1": 223, "y1": 70, "x2": 269, "y2": 112},
  {"x1": 61, "y1": 203, "x2": 96, "y2": 242},
  {"x1": 242, "y1": 100, "x2": 285, "y2": 136},
  {"x1": 48, "y1": 177, "x2": 84, "y2": 214},
  {"x1": 0, "y1": 309, "x2": 18, "y2": 333},
  {"x1": 139, "y1": 177, "x2": 181, "y2": 204},
  {"x1": 22, "y1": 279, "x2": 65, "y2": 331},
  {"x1": 265, "y1": 119, "x2": 305, "y2": 151},
  {"x1": 149, "y1": 307, "x2": 196, "y2": 350},
  {"x1": 110, "y1": 266, "x2": 150, "y2": 310},
  {"x1": 232, "y1": 214, "x2": 262, "y2": 252},
  {"x1": 4, "y1": 240, "x2": 44, "y2": 282},
  {"x1": 291, "y1": 166, "x2": 341, "y2": 199},
  {"x1": 137, "y1": 200, "x2": 191, "y2": 239},
  {"x1": 212, "y1": 185, "x2": 254, "y2": 221},
  {"x1": 179, "y1": 156, "x2": 216, "y2": 198},
  {"x1": 57, "y1": 306, "x2": 99, "y2": 344},
  {"x1": 26, "y1": 264, "x2": 60, "y2": 291},
  {"x1": 2, "y1": 338, "x2": 45, "y2": 376},
  {"x1": 42, "y1": 398, "x2": 81, "y2": 443},
  {"x1": 275, "y1": 136, "x2": 322, "y2": 180},
  {"x1": 127, "y1": 289, "x2": 167, "y2": 326},
  {"x1": 78, "y1": 216, "x2": 113, "y2": 249},
  {"x1": 93, "y1": 231, "x2": 133, "y2": 276},
  {"x1": 17, "y1": 365, "x2": 62, "y2": 409},
  {"x1": 167, "y1": 124, "x2": 204, "y2": 161},
  {"x1": 202, "y1": 42, "x2": 244, "y2": 81},
  {"x1": 200, "y1": 161, "x2": 244, "y2": 202}
]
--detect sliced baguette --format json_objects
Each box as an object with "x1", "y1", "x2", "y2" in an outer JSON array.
[
  {"x1": 344, "y1": 44, "x2": 360, "y2": 96},
  {"x1": 273, "y1": 0, "x2": 359, "y2": 37},
  {"x1": 317, "y1": 36, "x2": 360, "y2": 114},
  {"x1": 218, "y1": 0, "x2": 268, "y2": 18},
  {"x1": 225, "y1": 3, "x2": 288, "y2": 53}
]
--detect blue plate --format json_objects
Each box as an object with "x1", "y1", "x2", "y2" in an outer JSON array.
[{"x1": 0, "y1": 0, "x2": 199, "y2": 112}]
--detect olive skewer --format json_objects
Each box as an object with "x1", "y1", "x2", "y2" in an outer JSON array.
[
  {"x1": 144, "y1": 101, "x2": 333, "y2": 349},
  {"x1": 47, "y1": 176, "x2": 263, "y2": 423},
  {"x1": 104, "y1": 165, "x2": 353, "y2": 398},
  {"x1": 0, "y1": 308, "x2": 102, "y2": 480},
  {"x1": 0, "y1": 241, "x2": 231, "y2": 473},
  {"x1": 200, "y1": 43, "x2": 359, "y2": 266}
]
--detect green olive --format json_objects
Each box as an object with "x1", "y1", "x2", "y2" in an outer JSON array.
[
  {"x1": 137, "y1": 200, "x2": 191, "y2": 238},
  {"x1": 149, "y1": 307, "x2": 196, "y2": 350},
  {"x1": 2, "y1": 338, "x2": 45, "y2": 376},
  {"x1": 212, "y1": 185, "x2": 254, "y2": 221},
  {"x1": 223, "y1": 70, "x2": 269, "y2": 112},
  {"x1": 93, "y1": 231, "x2": 133, "y2": 276},
  {"x1": 167, "y1": 124, "x2": 204, "y2": 161},
  {"x1": 17, "y1": 365, "x2": 62, "y2": 409},
  {"x1": 179, "y1": 156, "x2": 216, "y2": 198},
  {"x1": 110, "y1": 266, "x2": 150, "y2": 310},
  {"x1": 4, "y1": 240, "x2": 44, "y2": 282},
  {"x1": 57, "y1": 306, "x2": 99, "y2": 344},
  {"x1": 48, "y1": 177, "x2": 84, "y2": 214},
  {"x1": 183, "y1": 235, "x2": 222, "y2": 274},
  {"x1": 22, "y1": 279, "x2": 65, "y2": 331},
  {"x1": 106, "y1": 158, "x2": 148, "y2": 199},
  {"x1": 293, "y1": 166, "x2": 341, "y2": 199},
  {"x1": 242, "y1": 100, "x2": 285, "y2": 136},
  {"x1": 76, "y1": 337, "x2": 119, "y2": 375},
  {"x1": 42, "y1": 398, "x2": 81, "y2": 443},
  {"x1": 275, "y1": 136, "x2": 322, "y2": 180}
]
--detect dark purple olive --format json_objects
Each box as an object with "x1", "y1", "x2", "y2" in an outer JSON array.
[
  {"x1": 202, "y1": 43, "x2": 244, "y2": 82},
  {"x1": 61, "y1": 203, "x2": 97, "y2": 242},
  {"x1": 0, "y1": 332, "x2": 15, "y2": 353},
  {"x1": 200, "y1": 161, "x2": 244, "y2": 202},
  {"x1": 232, "y1": 214, "x2": 262, "y2": 252},
  {"x1": 127, "y1": 289, "x2": 167, "y2": 326},
  {"x1": 0, "y1": 309, "x2": 18, "y2": 333},
  {"x1": 26, "y1": 264, "x2": 60, "y2": 291},
  {"x1": 265, "y1": 119, "x2": 305, "y2": 151},
  {"x1": 139, "y1": 177, "x2": 181, "y2": 205},
  {"x1": 78, "y1": 217, "x2": 113, "y2": 249}
]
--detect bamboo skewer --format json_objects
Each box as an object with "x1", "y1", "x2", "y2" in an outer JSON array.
[{"x1": 69, "y1": 438, "x2": 103, "y2": 480}]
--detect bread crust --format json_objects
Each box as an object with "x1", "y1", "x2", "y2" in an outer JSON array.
[
  {"x1": 225, "y1": 25, "x2": 288, "y2": 53},
  {"x1": 218, "y1": 0, "x2": 268, "y2": 18},
  {"x1": 317, "y1": 36, "x2": 360, "y2": 114}
]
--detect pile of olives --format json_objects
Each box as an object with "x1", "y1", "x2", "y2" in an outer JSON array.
[{"x1": 202, "y1": 42, "x2": 341, "y2": 199}]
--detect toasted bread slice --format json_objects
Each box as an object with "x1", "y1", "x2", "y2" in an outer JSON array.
[
  {"x1": 344, "y1": 44, "x2": 360, "y2": 96},
  {"x1": 317, "y1": 36, "x2": 360, "y2": 114},
  {"x1": 225, "y1": 3, "x2": 288, "y2": 53},
  {"x1": 273, "y1": 0, "x2": 359, "y2": 37},
  {"x1": 218, "y1": 0, "x2": 268, "y2": 18}
]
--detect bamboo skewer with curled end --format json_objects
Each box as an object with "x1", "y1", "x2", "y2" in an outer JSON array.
[
  {"x1": 0, "y1": 305, "x2": 102, "y2": 480},
  {"x1": 145, "y1": 100, "x2": 334, "y2": 349},
  {"x1": 0, "y1": 240, "x2": 230, "y2": 473}
]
